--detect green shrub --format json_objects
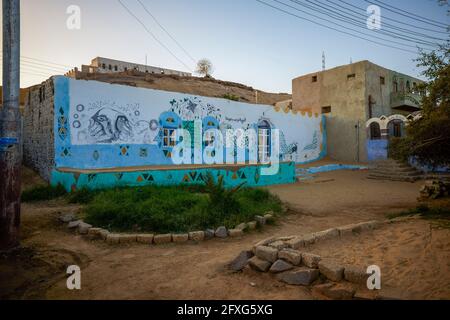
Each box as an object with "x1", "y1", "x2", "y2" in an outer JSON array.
[
  {"x1": 83, "y1": 178, "x2": 282, "y2": 233},
  {"x1": 21, "y1": 184, "x2": 67, "y2": 202},
  {"x1": 222, "y1": 93, "x2": 239, "y2": 101},
  {"x1": 68, "y1": 188, "x2": 100, "y2": 204}
]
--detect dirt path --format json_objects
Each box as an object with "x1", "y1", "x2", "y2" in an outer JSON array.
[{"x1": 1, "y1": 170, "x2": 436, "y2": 300}]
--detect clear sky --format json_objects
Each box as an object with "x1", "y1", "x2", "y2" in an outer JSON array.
[{"x1": 1, "y1": 0, "x2": 449, "y2": 92}]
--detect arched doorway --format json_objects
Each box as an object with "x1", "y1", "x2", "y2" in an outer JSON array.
[
  {"x1": 369, "y1": 122, "x2": 381, "y2": 140},
  {"x1": 388, "y1": 119, "x2": 404, "y2": 138}
]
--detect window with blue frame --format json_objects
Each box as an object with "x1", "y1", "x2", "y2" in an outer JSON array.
[
  {"x1": 258, "y1": 120, "x2": 271, "y2": 163},
  {"x1": 159, "y1": 112, "x2": 182, "y2": 156},
  {"x1": 202, "y1": 116, "x2": 220, "y2": 156}
]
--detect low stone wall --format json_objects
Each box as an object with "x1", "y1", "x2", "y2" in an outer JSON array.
[
  {"x1": 228, "y1": 220, "x2": 386, "y2": 300},
  {"x1": 59, "y1": 211, "x2": 278, "y2": 245}
]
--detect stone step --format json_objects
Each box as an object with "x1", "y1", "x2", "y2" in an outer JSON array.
[
  {"x1": 369, "y1": 170, "x2": 421, "y2": 177},
  {"x1": 367, "y1": 174, "x2": 421, "y2": 182},
  {"x1": 423, "y1": 174, "x2": 450, "y2": 182},
  {"x1": 371, "y1": 163, "x2": 415, "y2": 170}
]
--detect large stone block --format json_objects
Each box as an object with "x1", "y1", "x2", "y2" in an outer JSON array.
[
  {"x1": 87, "y1": 227, "x2": 103, "y2": 240},
  {"x1": 268, "y1": 240, "x2": 288, "y2": 250},
  {"x1": 118, "y1": 234, "x2": 137, "y2": 243},
  {"x1": 153, "y1": 234, "x2": 172, "y2": 244},
  {"x1": 215, "y1": 226, "x2": 228, "y2": 238},
  {"x1": 67, "y1": 220, "x2": 82, "y2": 229},
  {"x1": 136, "y1": 234, "x2": 154, "y2": 244},
  {"x1": 248, "y1": 256, "x2": 272, "y2": 272},
  {"x1": 302, "y1": 233, "x2": 316, "y2": 246},
  {"x1": 255, "y1": 245, "x2": 278, "y2": 263},
  {"x1": 302, "y1": 253, "x2": 321, "y2": 268},
  {"x1": 228, "y1": 229, "x2": 243, "y2": 238},
  {"x1": 247, "y1": 221, "x2": 257, "y2": 230},
  {"x1": 229, "y1": 250, "x2": 254, "y2": 272},
  {"x1": 318, "y1": 260, "x2": 344, "y2": 282},
  {"x1": 344, "y1": 266, "x2": 369, "y2": 285},
  {"x1": 172, "y1": 233, "x2": 189, "y2": 243},
  {"x1": 277, "y1": 267, "x2": 319, "y2": 286},
  {"x1": 252, "y1": 237, "x2": 275, "y2": 253},
  {"x1": 78, "y1": 222, "x2": 93, "y2": 235},
  {"x1": 106, "y1": 233, "x2": 121, "y2": 244},
  {"x1": 189, "y1": 231, "x2": 205, "y2": 242},
  {"x1": 263, "y1": 213, "x2": 274, "y2": 223},
  {"x1": 235, "y1": 223, "x2": 247, "y2": 231},
  {"x1": 269, "y1": 259, "x2": 293, "y2": 273},
  {"x1": 204, "y1": 229, "x2": 215, "y2": 240},
  {"x1": 99, "y1": 229, "x2": 110, "y2": 240},
  {"x1": 313, "y1": 228, "x2": 339, "y2": 242},
  {"x1": 254, "y1": 215, "x2": 266, "y2": 226},
  {"x1": 278, "y1": 248, "x2": 302, "y2": 266},
  {"x1": 286, "y1": 237, "x2": 304, "y2": 250}
]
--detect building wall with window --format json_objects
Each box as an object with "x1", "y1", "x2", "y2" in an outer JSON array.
[
  {"x1": 88, "y1": 57, "x2": 191, "y2": 77},
  {"x1": 24, "y1": 76, "x2": 326, "y2": 190},
  {"x1": 292, "y1": 60, "x2": 423, "y2": 162}
]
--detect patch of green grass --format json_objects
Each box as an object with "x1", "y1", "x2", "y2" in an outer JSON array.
[
  {"x1": 21, "y1": 184, "x2": 67, "y2": 202},
  {"x1": 82, "y1": 184, "x2": 282, "y2": 234}
]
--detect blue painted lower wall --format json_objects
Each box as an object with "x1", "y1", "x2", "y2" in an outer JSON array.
[
  {"x1": 52, "y1": 162, "x2": 296, "y2": 192},
  {"x1": 366, "y1": 139, "x2": 388, "y2": 161}
]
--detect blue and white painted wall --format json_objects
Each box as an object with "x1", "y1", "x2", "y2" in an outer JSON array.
[{"x1": 51, "y1": 76, "x2": 326, "y2": 190}]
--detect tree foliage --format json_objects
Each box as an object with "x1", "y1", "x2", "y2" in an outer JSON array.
[
  {"x1": 389, "y1": 43, "x2": 450, "y2": 168},
  {"x1": 196, "y1": 58, "x2": 213, "y2": 77}
]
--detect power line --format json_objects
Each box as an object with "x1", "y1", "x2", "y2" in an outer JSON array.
[
  {"x1": 288, "y1": 0, "x2": 439, "y2": 49},
  {"x1": 19, "y1": 62, "x2": 65, "y2": 75},
  {"x1": 255, "y1": 0, "x2": 420, "y2": 54},
  {"x1": 20, "y1": 55, "x2": 73, "y2": 68},
  {"x1": 365, "y1": 0, "x2": 449, "y2": 29},
  {"x1": 300, "y1": 0, "x2": 447, "y2": 42},
  {"x1": 20, "y1": 59, "x2": 68, "y2": 72},
  {"x1": 1, "y1": 61, "x2": 67, "y2": 74},
  {"x1": 338, "y1": 0, "x2": 449, "y2": 35},
  {"x1": 117, "y1": 0, "x2": 193, "y2": 72},
  {"x1": 136, "y1": 0, "x2": 197, "y2": 64},
  {"x1": 266, "y1": 0, "x2": 429, "y2": 51},
  {"x1": 0, "y1": 54, "x2": 72, "y2": 71}
]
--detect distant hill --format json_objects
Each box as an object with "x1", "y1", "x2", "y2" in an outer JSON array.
[{"x1": 68, "y1": 70, "x2": 291, "y2": 106}]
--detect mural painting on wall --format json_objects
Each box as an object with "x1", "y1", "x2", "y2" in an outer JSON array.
[{"x1": 61, "y1": 77, "x2": 324, "y2": 168}]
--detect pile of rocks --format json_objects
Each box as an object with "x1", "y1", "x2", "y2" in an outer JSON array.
[
  {"x1": 228, "y1": 220, "x2": 384, "y2": 299},
  {"x1": 59, "y1": 212, "x2": 275, "y2": 245},
  {"x1": 419, "y1": 180, "x2": 450, "y2": 200}
]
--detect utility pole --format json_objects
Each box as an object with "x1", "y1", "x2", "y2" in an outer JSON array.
[{"x1": 0, "y1": 0, "x2": 21, "y2": 251}]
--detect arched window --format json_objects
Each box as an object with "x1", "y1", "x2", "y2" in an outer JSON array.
[
  {"x1": 406, "y1": 80, "x2": 411, "y2": 93},
  {"x1": 258, "y1": 120, "x2": 271, "y2": 163},
  {"x1": 388, "y1": 120, "x2": 404, "y2": 138},
  {"x1": 369, "y1": 122, "x2": 381, "y2": 140}
]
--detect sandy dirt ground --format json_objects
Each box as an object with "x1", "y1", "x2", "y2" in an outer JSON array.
[{"x1": 1, "y1": 169, "x2": 448, "y2": 300}]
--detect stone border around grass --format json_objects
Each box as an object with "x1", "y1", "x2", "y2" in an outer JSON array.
[{"x1": 60, "y1": 212, "x2": 277, "y2": 245}]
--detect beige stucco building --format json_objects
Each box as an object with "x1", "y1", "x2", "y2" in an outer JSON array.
[
  {"x1": 66, "y1": 57, "x2": 191, "y2": 77},
  {"x1": 292, "y1": 60, "x2": 423, "y2": 162}
]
